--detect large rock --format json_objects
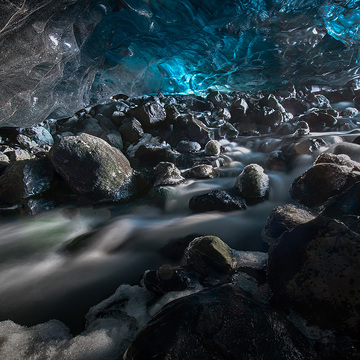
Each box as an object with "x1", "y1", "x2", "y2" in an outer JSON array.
[
  {"x1": 235, "y1": 164, "x2": 270, "y2": 204},
  {"x1": 124, "y1": 284, "x2": 316, "y2": 360},
  {"x1": 185, "y1": 235, "x2": 235, "y2": 277},
  {"x1": 153, "y1": 162, "x2": 185, "y2": 187},
  {"x1": 322, "y1": 181, "x2": 360, "y2": 219},
  {"x1": 262, "y1": 204, "x2": 317, "y2": 245},
  {"x1": 290, "y1": 161, "x2": 360, "y2": 208},
  {"x1": 129, "y1": 102, "x2": 166, "y2": 128},
  {"x1": 48, "y1": 133, "x2": 134, "y2": 201},
  {"x1": 0, "y1": 157, "x2": 54, "y2": 204},
  {"x1": 268, "y1": 216, "x2": 360, "y2": 337},
  {"x1": 189, "y1": 189, "x2": 246, "y2": 213}
]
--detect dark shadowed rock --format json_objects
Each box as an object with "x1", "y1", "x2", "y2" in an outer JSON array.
[
  {"x1": 262, "y1": 204, "x2": 317, "y2": 245},
  {"x1": 119, "y1": 118, "x2": 144, "y2": 145},
  {"x1": 281, "y1": 97, "x2": 309, "y2": 116},
  {"x1": 48, "y1": 133, "x2": 134, "y2": 201},
  {"x1": 235, "y1": 164, "x2": 270, "y2": 204},
  {"x1": 186, "y1": 118, "x2": 212, "y2": 146},
  {"x1": 135, "y1": 145, "x2": 180, "y2": 168},
  {"x1": 322, "y1": 181, "x2": 360, "y2": 218},
  {"x1": 189, "y1": 189, "x2": 246, "y2": 213},
  {"x1": 290, "y1": 162, "x2": 360, "y2": 208},
  {"x1": 143, "y1": 265, "x2": 191, "y2": 295},
  {"x1": 268, "y1": 216, "x2": 360, "y2": 337},
  {"x1": 219, "y1": 121, "x2": 238, "y2": 138},
  {"x1": 298, "y1": 111, "x2": 337, "y2": 132},
  {"x1": 0, "y1": 157, "x2": 54, "y2": 204},
  {"x1": 129, "y1": 102, "x2": 166, "y2": 128},
  {"x1": 124, "y1": 284, "x2": 316, "y2": 360},
  {"x1": 176, "y1": 140, "x2": 201, "y2": 154}
]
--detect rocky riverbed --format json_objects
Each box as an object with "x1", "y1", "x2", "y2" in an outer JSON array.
[{"x1": 0, "y1": 86, "x2": 360, "y2": 359}]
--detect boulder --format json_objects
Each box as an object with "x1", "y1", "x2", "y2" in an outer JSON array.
[
  {"x1": 153, "y1": 162, "x2": 185, "y2": 187},
  {"x1": 119, "y1": 118, "x2": 144, "y2": 145},
  {"x1": 322, "y1": 181, "x2": 360, "y2": 218},
  {"x1": 182, "y1": 164, "x2": 218, "y2": 179},
  {"x1": 186, "y1": 118, "x2": 212, "y2": 146},
  {"x1": 262, "y1": 204, "x2": 317, "y2": 245},
  {"x1": 0, "y1": 157, "x2": 54, "y2": 204},
  {"x1": 176, "y1": 140, "x2": 201, "y2": 154},
  {"x1": 129, "y1": 102, "x2": 166, "y2": 128},
  {"x1": 268, "y1": 216, "x2": 360, "y2": 336},
  {"x1": 124, "y1": 284, "x2": 316, "y2": 360},
  {"x1": 204, "y1": 139, "x2": 221, "y2": 156},
  {"x1": 235, "y1": 164, "x2": 270, "y2": 204},
  {"x1": 48, "y1": 133, "x2": 134, "y2": 201},
  {"x1": 135, "y1": 145, "x2": 179, "y2": 168},
  {"x1": 290, "y1": 162, "x2": 360, "y2": 208},
  {"x1": 218, "y1": 121, "x2": 239, "y2": 138},
  {"x1": 189, "y1": 189, "x2": 246, "y2": 213},
  {"x1": 185, "y1": 235, "x2": 235, "y2": 277}
]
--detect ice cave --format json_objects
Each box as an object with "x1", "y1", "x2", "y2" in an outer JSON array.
[{"x1": 0, "y1": 1, "x2": 360, "y2": 359}]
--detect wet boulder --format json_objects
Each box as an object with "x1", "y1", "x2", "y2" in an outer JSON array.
[
  {"x1": 185, "y1": 235, "x2": 235, "y2": 278},
  {"x1": 189, "y1": 189, "x2": 246, "y2": 213},
  {"x1": 176, "y1": 140, "x2": 201, "y2": 154},
  {"x1": 315, "y1": 152, "x2": 360, "y2": 170},
  {"x1": 0, "y1": 157, "x2": 54, "y2": 205},
  {"x1": 134, "y1": 145, "x2": 180, "y2": 168},
  {"x1": 204, "y1": 139, "x2": 221, "y2": 156},
  {"x1": 290, "y1": 161, "x2": 360, "y2": 208},
  {"x1": 124, "y1": 284, "x2": 316, "y2": 360},
  {"x1": 262, "y1": 204, "x2": 317, "y2": 245},
  {"x1": 235, "y1": 164, "x2": 270, "y2": 204},
  {"x1": 48, "y1": 133, "x2": 134, "y2": 201},
  {"x1": 119, "y1": 118, "x2": 144, "y2": 145},
  {"x1": 186, "y1": 118, "x2": 212, "y2": 146},
  {"x1": 281, "y1": 97, "x2": 309, "y2": 116},
  {"x1": 322, "y1": 181, "x2": 360, "y2": 219},
  {"x1": 153, "y1": 162, "x2": 185, "y2": 187},
  {"x1": 298, "y1": 111, "x2": 337, "y2": 132},
  {"x1": 0, "y1": 152, "x2": 10, "y2": 172},
  {"x1": 268, "y1": 216, "x2": 360, "y2": 337},
  {"x1": 218, "y1": 121, "x2": 239, "y2": 138},
  {"x1": 18, "y1": 125, "x2": 54, "y2": 149},
  {"x1": 182, "y1": 164, "x2": 218, "y2": 179},
  {"x1": 129, "y1": 101, "x2": 166, "y2": 128}
]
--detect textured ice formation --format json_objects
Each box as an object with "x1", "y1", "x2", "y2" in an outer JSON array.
[{"x1": 1, "y1": 0, "x2": 360, "y2": 127}]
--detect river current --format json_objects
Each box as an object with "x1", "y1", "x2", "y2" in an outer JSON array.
[{"x1": 0, "y1": 126, "x2": 354, "y2": 334}]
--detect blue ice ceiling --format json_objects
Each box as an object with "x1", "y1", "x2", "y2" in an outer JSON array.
[{"x1": 0, "y1": 0, "x2": 360, "y2": 126}]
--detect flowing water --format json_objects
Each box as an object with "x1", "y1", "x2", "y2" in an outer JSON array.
[{"x1": 0, "y1": 130, "x2": 350, "y2": 334}]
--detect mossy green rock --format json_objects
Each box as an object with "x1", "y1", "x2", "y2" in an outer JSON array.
[{"x1": 185, "y1": 235, "x2": 235, "y2": 277}]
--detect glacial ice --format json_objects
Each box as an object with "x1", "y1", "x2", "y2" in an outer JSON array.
[{"x1": 1, "y1": 0, "x2": 360, "y2": 127}]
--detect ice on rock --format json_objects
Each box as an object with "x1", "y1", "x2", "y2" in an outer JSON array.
[
  {"x1": 1, "y1": 0, "x2": 360, "y2": 127},
  {"x1": 0, "y1": 283, "x2": 204, "y2": 360}
]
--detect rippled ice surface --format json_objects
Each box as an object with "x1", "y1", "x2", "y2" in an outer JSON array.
[{"x1": 1, "y1": 0, "x2": 360, "y2": 126}]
